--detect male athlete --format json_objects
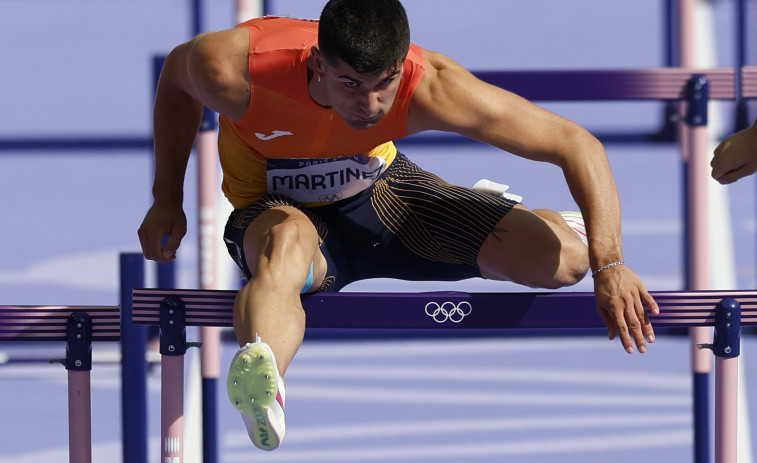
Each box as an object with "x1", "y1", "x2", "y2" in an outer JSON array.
[{"x1": 138, "y1": 0, "x2": 660, "y2": 451}]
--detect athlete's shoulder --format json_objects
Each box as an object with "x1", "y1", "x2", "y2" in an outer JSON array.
[
  {"x1": 406, "y1": 49, "x2": 484, "y2": 134},
  {"x1": 186, "y1": 28, "x2": 251, "y2": 120},
  {"x1": 190, "y1": 27, "x2": 249, "y2": 60},
  {"x1": 237, "y1": 16, "x2": 318, "y2": 49},
  {"x1": 237, "y1": 15, "x2": 318, "y2": 28},
  {"x1": 406, "y1": 43, "x2": 427, "y2": 66}
]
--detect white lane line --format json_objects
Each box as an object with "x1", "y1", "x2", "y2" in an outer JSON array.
[
  {"x1": 0, "y1": 437, "x2": 163, "y2": 463},
  {"x1": 297, "y1": 337, "x2": 645, "y2": 359},
  {"x1": 289, "y1": 383, "x2": 691, "y2": 408},
  {"x1": 290, "y1": 365, "x2": 688, "y2": 391},
  {"x1": 224, "y1": 413, "x2": 691, "y2": 447},
  {"x1": 223, "y1": 429, "x2": 691, "y2": 461}
]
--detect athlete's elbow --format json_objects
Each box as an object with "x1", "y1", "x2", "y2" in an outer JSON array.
[{"x1": 553, "y1": 125, "x2": 606, "y2": 169}]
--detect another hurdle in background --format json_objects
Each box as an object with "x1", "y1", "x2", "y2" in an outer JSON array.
[{"x1": 0, "y1": 254, "x2": 139, "y2": 463}]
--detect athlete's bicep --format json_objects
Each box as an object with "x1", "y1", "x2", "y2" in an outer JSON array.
[
  {"x1": 408, "y1": 50, "x2": 575, "y2": 163},
  {"x1": 408, "y1": 51, "x2": 516, "y2": 134}
]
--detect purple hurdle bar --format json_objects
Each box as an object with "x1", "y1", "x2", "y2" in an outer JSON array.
[
  {"x1": 0, "y1": 305, "x2": 119, "y2": 463},
  {"x1": 133, "y1": 288, "x2": 757, "y2": 463},
  {"x1": 474, "y1": 67, "x2": 736, "y2": 101},
  {"x1": 133, "y1": 289, "x2": 757, "y2": 329}
]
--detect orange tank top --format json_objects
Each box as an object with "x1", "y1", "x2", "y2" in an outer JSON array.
[{"x1": 217, "y1": 16, "x2": 427, "y2": 208}]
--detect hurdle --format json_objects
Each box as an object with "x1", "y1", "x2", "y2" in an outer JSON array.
[
  {"x1": 0, "y1": 304, "x2": 120, "y2": 463},
  {"x1": 130, "y1": 286, "x2": 757, "y2": 463},
  {"x1": 0, "y1": 253, "x2": 149, "y2": 463}
]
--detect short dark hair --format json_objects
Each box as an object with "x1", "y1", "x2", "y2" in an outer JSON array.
[{"x1": 318, "y1": 0, "x2": 410, "y2": 74}]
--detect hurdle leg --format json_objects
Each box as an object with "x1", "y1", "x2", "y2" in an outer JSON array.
[
  {"x1": 714, "y1": 299, "x2": 741, "y2": 463},
  {"x1": 63, "y1": 311, "x2": 94, "y2": 463},
  {"x1": 159, "y1": 295, "x2": 200, "y2": 463},
  {"x1": 698, "y1": 298, "x2": 741, "y2": 463},
  {"x1": 120, "y1": 253, "x2": 148, "y2": 463},
  {"x1": 681, "y1": 70, "x2": 713, "y2": 463},
  {"x1": 691, "y1": 326, "x2": 712, "y2": 463},
  {"x1": 162, "y1": 356, "x2": 185, "y2": 461},
  {"x1": 68, "y1": 371, "x2": 92, "y2": 463},
  {"x1": 716, "y1": 356, "x2": 739, "y2": 463},
  {"x1": 201, "y1": 326, "x2": 221, "y2": 463}
]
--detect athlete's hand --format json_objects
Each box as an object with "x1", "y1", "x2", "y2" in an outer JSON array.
[
  {"x1": 138, "y1": 200, "x2": 187, "y2": 264},
  {"x1": 593, "y1": 265, "x2": 659, "y2": 354},
  {"x1": 711, "y1": 125, "x2": 757, "y2": 184}
]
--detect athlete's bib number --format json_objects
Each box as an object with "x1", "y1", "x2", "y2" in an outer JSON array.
[{"x1": 266, "y1": 154, "x2": 386, "y2": 203}]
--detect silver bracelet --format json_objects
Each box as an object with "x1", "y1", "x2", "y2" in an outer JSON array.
[{"x1": 592, "y1": 261, "x2": 625, "y2": 278}]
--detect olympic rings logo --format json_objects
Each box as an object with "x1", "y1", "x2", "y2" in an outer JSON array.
[
  {"x1": 424, "y1": 301, "x2": 472, "y2": 323},
  {"x1": 318, "y1": 192, "x2": 344, "y2": 202}
]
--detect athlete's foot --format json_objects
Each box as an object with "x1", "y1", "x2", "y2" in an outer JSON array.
[{"x1": 227, "y1": 336, "x2": 286, "y2": 450}]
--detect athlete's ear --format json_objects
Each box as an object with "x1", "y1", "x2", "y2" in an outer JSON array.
[{"x1": 310, "y1": 46, "x2": 325, "y2": 73}]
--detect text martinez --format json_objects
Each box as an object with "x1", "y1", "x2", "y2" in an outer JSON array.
[{"x1": 271, "y1": 165, "x2": 383, "y2": 191}]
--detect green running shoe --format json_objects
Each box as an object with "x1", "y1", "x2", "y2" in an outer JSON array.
[{"x1": 227, "y1": 336, "x2": 286, "y2": 451}]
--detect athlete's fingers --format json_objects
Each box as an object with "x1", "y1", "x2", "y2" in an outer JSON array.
[
  {"x1": 612, "y1": 302, "x2": 636, "y2": 354},
  {"x1": 137, "y1": 225, "x2": 161, "y2": 262},
  {"x1": 641, "y1": 289, "x2": 658, "y2": 344},
  {"x1": 162, "y1": 233, "x2": 182, "y2": 261},
  {"x1": 598, "y1": 308, "x2": 617, "y2": 341},
  {"x1": 630, "y1": 296, "x2": 651, "y2": 354}
]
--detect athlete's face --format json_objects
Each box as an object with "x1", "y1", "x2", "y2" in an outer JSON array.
[{"x1": 320, "y1": 56, "x2": 403, "y2": 130}]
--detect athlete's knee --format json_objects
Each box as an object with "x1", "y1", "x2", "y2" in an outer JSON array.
[
  {"x1": 244, "y1": 213, "x2": 317, "y2": 283},
  {"x1": 537, "y1": 210, "x2": 590, "y2": 288},
  {"x1": 266, "y1": 219, "x2": 304, "y2": 247},
  {"x1": 550, "y1": 242, "x2": 589, "y2": 288},
  {"x1": 249, "y1": 212, "x2": 317, "y2": 258}
]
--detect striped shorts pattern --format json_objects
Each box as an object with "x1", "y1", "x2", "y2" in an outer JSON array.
[
  {"x1": 372, "y1": 155, "x2": 518, "y2": 268},
  {"x1": 223, "y1": 153, "x2": 518, "y2": 291}
]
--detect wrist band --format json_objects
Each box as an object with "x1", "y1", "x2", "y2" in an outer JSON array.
[{"x1": 592, "y1": 261, "x2": 625, "y2": 278}]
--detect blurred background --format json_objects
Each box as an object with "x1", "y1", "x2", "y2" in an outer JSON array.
[{"x1": 1, "y1": 1, "x2": 756, "y2": 462}]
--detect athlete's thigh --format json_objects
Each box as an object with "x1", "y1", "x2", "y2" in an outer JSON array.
[
  {"x1": 477, "y1": 204, "x2": 586, "y2": 288},
  {"x1": 224, "y1": 198, "x2": 329, "y2": 287},
  {"x1": 241, "y1": 206, "x2": 322, "y2": 272}
]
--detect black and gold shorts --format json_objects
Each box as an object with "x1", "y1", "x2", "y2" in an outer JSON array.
[{"x1": 223, "y1": 153, "x2": 518, "y2": 292}]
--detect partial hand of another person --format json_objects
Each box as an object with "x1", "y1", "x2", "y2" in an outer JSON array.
[
  {"x1": 711, "y1": 124, "x2": 757, "y2": 184},
  {"x1": 592, "y1": 265, "x2": 660, "y2": 354},
  {"x1": 138, "y1": 200, "x2": 187, "y2": 264}
]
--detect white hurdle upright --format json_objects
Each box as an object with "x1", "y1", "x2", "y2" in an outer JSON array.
[{"x1": 131, "y1": 288, "x2": 757, "y2": 463}]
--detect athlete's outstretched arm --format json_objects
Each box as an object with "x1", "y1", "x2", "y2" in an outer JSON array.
[
  {"x1": 408, "y1": 49, "x2": 659, "y2": 353},
  {"x1": 138, "y1": 28, "x2": 250, "y2": 263}
]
